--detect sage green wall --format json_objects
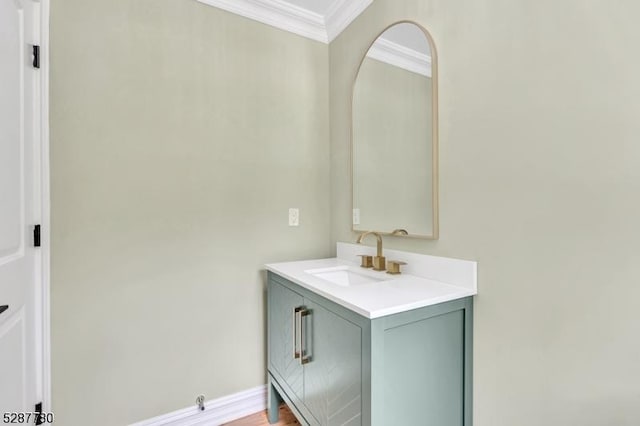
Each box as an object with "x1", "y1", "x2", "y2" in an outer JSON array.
[
  {"x1": 353, "y1": 57, "x2": 432, "y2": 235},
  {"x1": 51, "y1": 1, "x2": 329, "y2": 425},
  {"x1": 330, "y1": 1, "x2": 640, "y2": 425}
]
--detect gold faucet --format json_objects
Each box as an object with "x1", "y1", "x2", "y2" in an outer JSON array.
[{"x1": 356, "y1": 231, "x2": 386, "y2": 271}]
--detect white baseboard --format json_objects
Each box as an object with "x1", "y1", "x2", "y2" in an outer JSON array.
[{"x1": 130, "y1": 385, "x2": 267, "y2": 426}]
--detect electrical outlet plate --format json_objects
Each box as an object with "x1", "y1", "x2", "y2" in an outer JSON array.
[
  {"x1": 289, "y1": 208, "x2": 299, "y2": 226},
  {"x1": 352, "y1": 208, "x2": 360, "y2": 225}
]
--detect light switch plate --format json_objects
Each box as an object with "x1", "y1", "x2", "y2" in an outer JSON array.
[
  {"x1": 353, "y1": 208, "x2": 360, "y2": 225},
  {"x1": 289, "y1": 208, "x2": 299, "y2": 226}
]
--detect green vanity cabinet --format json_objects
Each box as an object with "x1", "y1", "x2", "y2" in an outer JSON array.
[{"x1": 267, "y1": 271, "x2": 473, "y2": 426}]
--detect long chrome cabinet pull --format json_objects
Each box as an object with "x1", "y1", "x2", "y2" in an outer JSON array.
[
  {"x1": 293, "y1": 307, "x2": 302, "y2": 359},
  {"x1": 300, "y1": 308, "x2": 312, "y2": 365}
]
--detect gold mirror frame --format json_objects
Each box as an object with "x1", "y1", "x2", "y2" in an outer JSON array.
[{"x1": 350, "y1": 20, "x2": 439, "y2": 239}]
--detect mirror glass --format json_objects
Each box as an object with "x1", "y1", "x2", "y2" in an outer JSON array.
[{"x1": 352, "y1": 22, "x2": 438, "y2": 238}]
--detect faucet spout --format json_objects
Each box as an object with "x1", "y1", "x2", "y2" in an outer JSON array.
[{"x1": 356, "y1": 231, "x2": 383, "y2": 258}]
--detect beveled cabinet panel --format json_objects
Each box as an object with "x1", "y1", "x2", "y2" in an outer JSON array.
[
  {"x1": 268, "y1": 280, "x2": 304, "y2": 401},
  {"x1": 303, "y1": 300, "x2": 362, "y2": 425}
]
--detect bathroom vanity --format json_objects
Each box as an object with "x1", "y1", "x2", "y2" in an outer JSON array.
[{"x1": 266, "y1": 243, "x2": 476, "y2": 426}]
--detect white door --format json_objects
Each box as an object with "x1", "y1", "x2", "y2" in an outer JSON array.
[{"x1": 0, "y1": 0, "x2": 43, "y2": 413}]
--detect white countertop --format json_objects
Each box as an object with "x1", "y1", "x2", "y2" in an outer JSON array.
[{"x1": 266, "y1": 244, "x2": 477, "y2": 319}]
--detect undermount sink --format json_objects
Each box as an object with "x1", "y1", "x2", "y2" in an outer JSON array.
[{"x1": 305, "y1": 265, "x2": 385, "y2": 287}]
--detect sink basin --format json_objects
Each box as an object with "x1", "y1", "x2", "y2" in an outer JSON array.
[{"x1": 305, "y1": 266, "x2": 385, "y2": 287}]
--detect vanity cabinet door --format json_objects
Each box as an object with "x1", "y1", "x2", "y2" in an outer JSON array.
[
  {"x1": 302, "y1": 300, "x2": 362, "y2": 426},
  {"x1": 268, "y1": 280, "x2": 305, "y2": 401}
]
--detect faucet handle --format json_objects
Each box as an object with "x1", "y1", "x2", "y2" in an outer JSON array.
[
  {"x1": 372, "y1": 256, "x2": 386, "y2": 271},
  {"x1": 358, "y1": 254, "x2": 373, "y2": 268},
  {"x1": 386, "y1": 260, "x2": 407, "y2": 275}
]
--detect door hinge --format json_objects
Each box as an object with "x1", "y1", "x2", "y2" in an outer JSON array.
[
  {"x1": 34, "y1": 402, "x2": 43, "y2": 425},
  {"x1": 33, "y1": 224, "x2": 41, "y2": 247},
  {"x1": 32, "y1": 45, "x2": 40, "y2": 69}
]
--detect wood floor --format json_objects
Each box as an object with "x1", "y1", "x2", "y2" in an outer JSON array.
[{"x1": 223, "y1": 404, "x2": 300, "y2": 426}]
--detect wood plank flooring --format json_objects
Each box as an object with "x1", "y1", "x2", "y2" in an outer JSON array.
[{"x1": 223, "y1": 404, "x2": 300, "y2": 426}]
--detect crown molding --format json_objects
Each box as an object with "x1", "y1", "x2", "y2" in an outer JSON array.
[
  {"x1": 366, "y1": 37, "x2": 432, "y2": 77},
  {"x1": 325, "y1": 0, "x2": 373, "y2": 42},
  {"x1": 195, "y1": 0, "x2": 372, "y2": 44},
  {"x1": 196, "y1": 0, "x2": 327, "y2": 42}
]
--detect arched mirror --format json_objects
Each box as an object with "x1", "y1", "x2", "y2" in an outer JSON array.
[{"x1": 351, "y1": 21, "x2": 438, "y2": 239}]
